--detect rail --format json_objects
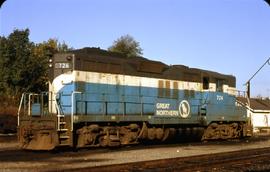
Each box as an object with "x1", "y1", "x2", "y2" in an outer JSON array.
[
  {"x1": 17, "y1": 92, "x2": 55, "y2": 126},
  {"x1": 226, "y1": 88, "x2": 247, "y2": 98}
]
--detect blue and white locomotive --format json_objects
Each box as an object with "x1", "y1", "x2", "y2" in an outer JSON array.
[{"x1": 18, "y1": 48, "x2": 251, "y2": 150}]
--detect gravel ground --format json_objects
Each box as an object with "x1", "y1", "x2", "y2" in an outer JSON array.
[{"x1": 1, "y1": 135, "x2": 270, "y2": 171}]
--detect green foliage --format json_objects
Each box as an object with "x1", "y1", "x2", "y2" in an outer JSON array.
[
  {"x1": 108, "y1": 34, "x2": 143, "y2": 57},
  {"x1": 31, "y1": 39, "x2": 71, "y2": 93},
  {"x1": 0, "y1": 29, "x2": 33, "y2": 101},
  {"x1": 0, "y1": 29, "x2": 71, "y2": 106}
]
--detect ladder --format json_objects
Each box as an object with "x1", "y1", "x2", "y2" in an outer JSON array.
[
  {"x1": 56, "y1": 99, "x2": 71, "y2": 146},
  {"x1": 199, "y1": 107, "x2": 207, "y2": 116},
  {"x1": 57, "y1": 114, "x2": 71, "y2": 146}
]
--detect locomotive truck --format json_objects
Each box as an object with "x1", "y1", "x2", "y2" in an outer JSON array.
[{"x1": 17, "y1": 48, "x2": 252, "y2": 150}]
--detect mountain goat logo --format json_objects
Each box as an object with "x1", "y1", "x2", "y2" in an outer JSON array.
[{"x1": 179, "y1": 100, "x2": 190, "y2": 118}]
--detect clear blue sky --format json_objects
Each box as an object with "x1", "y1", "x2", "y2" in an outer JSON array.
[{"x1": 1, "y1": 0, "x2": 270, "y2": 97}]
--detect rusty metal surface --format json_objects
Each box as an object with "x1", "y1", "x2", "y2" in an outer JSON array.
[
  {"x1": 202, "y1": 122, "x2": 244, "y2": 140},
  {"x1": 18, "y1": 115, "x2": 58, "y2": 150}
]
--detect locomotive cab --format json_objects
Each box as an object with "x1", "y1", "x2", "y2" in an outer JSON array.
[{"x1": 17, "y1": 54, "x2": 75, "y2": 150}]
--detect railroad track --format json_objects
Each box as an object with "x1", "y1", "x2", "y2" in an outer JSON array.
[
  {"x1": 1, "y1": 135, "x2": 270, "y2": 171},
  {"x1": 67, "y1": 147, "x2": 270, "y2": 172}
]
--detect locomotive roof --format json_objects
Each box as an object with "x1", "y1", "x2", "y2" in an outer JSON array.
[{"x1": 64, "y1": 47, "x2": 235, "y2": 87}]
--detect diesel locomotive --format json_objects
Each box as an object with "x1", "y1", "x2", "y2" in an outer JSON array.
[{"x1": 17, "y1": 48, "x2": 252, "y2": 150}]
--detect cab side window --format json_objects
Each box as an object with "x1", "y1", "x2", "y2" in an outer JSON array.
[
  {"x1": 216, "y1": 79, "x2": 223, "y2": 92},
  {"x1": 203, "y1": 77, "x2": 209, "y2": 90}
]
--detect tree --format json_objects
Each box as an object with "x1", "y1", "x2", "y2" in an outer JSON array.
[
  {"x1": 0, "y1": 29, "x2": 34, "y2": 102},
  {"x1": 31, "y1": 39, "x2": 71, "y2": 92},
  {"x1": 108, "y1": 34, "x2": 143, "y2": 57},
  {"x1": 0, "y1": 29, "x2": 71, "y2": 107}
]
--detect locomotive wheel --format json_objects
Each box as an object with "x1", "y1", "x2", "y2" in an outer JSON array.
[
  {"x1": 147, "y1": 128, "x2": 156, "y2": 140},
  {"x1": 202, "y1": 122, "x2": 243, "y2": 140},
  {"x1": 98, "y1": 135, "x2": 109, "y2": 147}
]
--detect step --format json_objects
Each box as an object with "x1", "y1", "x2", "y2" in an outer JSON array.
[
  {"x1": 58, "y1": 143, "x2": 71, "y2": 146},
  {"x1": 200, "y1": 109, "x2": 207, "y2": 113},
  {"x1": 59, "y1": 135, "x2": 70, "y2": 139},
  {"x1": 58, "y1": 128, "x2": 68, "y2": 131},
  {"x1": 59, "y1": 122, "x2": 66, "y2": 124}
]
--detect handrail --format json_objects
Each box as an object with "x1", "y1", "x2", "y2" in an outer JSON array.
[
  {"x1": 76, "y1": 100, "x2": 155, "y2": 116},
  {"x1": 17, "y1": 92, "x2": 26, "y2": 126},
  {"x1": 71, "y1": 91, "x2": 81, "y2": 131},
  {"x1": 27, "y1": 93, "x2": 39, "y2": 116}
]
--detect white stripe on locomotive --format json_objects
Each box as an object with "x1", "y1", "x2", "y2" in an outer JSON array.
[{"x1": 50, "y1": 70, "x2": 237, "y2": 96}]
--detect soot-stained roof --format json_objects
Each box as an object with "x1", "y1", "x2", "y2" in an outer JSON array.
[
  {"x1": 237, "y1": 97, "x2": 270, "y2": 111},
  {"x1": 66, "y1": 47, "x2": 236, "y2": 86}
]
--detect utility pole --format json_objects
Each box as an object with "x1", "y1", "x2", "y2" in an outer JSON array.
[
  {"x1": 0, "y1": 0, "x2": 6, "y2": 8},
  {"x1": 245, "y1": 57, "x2": 270, "y2": 98}
]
